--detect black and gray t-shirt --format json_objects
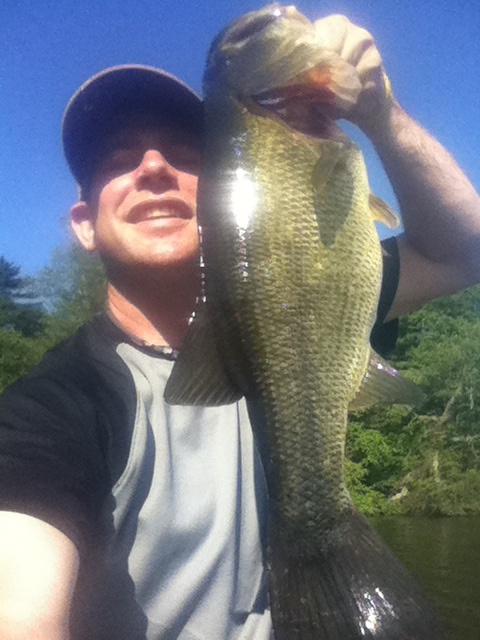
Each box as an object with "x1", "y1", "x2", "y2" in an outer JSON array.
[{"x1": 0, "y1": 238, "x2": 399, "y2": 639}]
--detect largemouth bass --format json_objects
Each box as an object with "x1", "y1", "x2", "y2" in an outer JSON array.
[{"x1": 166, "y1": 4, "x2": 444, "y2": 638}]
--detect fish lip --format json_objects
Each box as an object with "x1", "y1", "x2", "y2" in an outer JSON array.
[{"x1": 128, "y1": 198, "x2": 193, "y2": 223}]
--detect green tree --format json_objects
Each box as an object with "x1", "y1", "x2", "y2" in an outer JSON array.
[
  {"x1": 0, "y1": 257, "x2": 45, "y2": 337},
  {"x1": 347, "y1": 286, "x2": 480, "y2": 516},
  {"x1": 0, "y1": 330, "x2": 50, "y2": 394},
  {"x1": 0, "y1": 245, "x2": 106, "y2": 394},
  {"x1": 36, "y1": 243, "x2": 106, "y2": 342},
  {"x1": 0, "y1": 257, "x2": 24, "y2": 300}
]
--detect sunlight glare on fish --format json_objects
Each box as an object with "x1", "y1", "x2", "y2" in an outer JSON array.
[
  {"x1": 231, "y1": 167, "x2": 258, "y2": 231},
  {"x1": 356, "y1": 587, "x2": 396, "y2": 636}
]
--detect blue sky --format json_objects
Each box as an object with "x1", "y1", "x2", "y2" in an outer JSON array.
[{"x1": 2, "y1": 0, "x2": 479, "y2": 276}]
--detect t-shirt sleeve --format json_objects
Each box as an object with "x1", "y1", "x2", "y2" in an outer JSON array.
[
  {"x1": 0, "y1": 347, "x2": 111, "y2": 549},
  {"x1": 370, "y1": 236, "x2": 400, "y2": 357}
]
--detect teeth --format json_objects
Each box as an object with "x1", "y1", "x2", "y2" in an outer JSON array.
[
  {"x1": 146, "y1": 207, "x2": 179, "y2": 218},
  {"x1": 131, "y1": 201, "x2": 189, "y2": 222}
]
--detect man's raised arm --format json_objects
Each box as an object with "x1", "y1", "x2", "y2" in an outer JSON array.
[
  {"x1": 314, "y1": 15, "x2": 480, "y2": 319},
  {"x1": 364, "y1": 100, "x2": 480, "y2": 319}
]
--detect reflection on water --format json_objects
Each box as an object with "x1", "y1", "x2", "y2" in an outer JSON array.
[{"x1": 370, "y1": 517, "x2": 480, "y2": 640}]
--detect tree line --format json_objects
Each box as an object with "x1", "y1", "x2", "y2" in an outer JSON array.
[
  {"x1": 0, "y1": 249, "x2": 105, "y2": 392},
  {"x1": 1, "y1": 249, "x2": 479, "y2": 517}
]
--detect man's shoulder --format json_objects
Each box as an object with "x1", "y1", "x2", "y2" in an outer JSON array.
[
  {"x1": 1, "y1": 314, "x2": 129, "y2": 406},
  {"x1": 23, "y1": 315, "x2": 108, "y2": 379},
  {"x1": 0, "y1": 315, "x2": 130, "y2": 547}
]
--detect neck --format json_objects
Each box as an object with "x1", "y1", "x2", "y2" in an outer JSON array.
[{"x1": 105, "y1": 263, "x2": 200, "y2": 349}]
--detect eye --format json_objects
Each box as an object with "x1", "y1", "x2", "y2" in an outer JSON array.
[
  {"x1": 166, "y1": 145, "x2": 202, "y2": 175},
  {"x1": 227, "y1": 12, "x2": 278, "y2": 44},
  {"x1": 97, "y1": 150, "x2": 139, "y2": 178}
]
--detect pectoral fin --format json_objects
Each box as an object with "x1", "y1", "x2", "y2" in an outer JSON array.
[
  {"x1": 349, "y1": 350, "x2": 425, "y2": 411},
  {"x1": 312, "y1": 146, "x2": 352, "y2": 247},
  {"x1": 369, "y1": 194, "x2": 399, "y2": 228}
]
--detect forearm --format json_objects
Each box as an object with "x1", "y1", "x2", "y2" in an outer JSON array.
[
  {"x1": 0, "y1": 618, "x2": 71, "y2": 640},
  {"x1": 364, "y1": 99, "x2": 480, "y2": 281}
]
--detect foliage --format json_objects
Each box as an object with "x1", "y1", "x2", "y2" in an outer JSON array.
[
  {"x1": 0, "y1": 257, "x2": 24, "y2": 300},
  {"x1": 36, "y1": 244, "x2": 106, "y2": 342},
  {"x1": 0, "y1": 330, "x2": 51, "y2": 394},
  {"x1": 344, "y1": 458, "x2": 395, "y2": 516},
  {"x1": 0, "y1": 257, "x2": 46, "y2": 337},
  {"x1": 346, "y1": 285, "x2": 480, "y2": 516},
  {"x1": 0, "y1": 297, "x2": 46, "y2": 337},
  {"x1": 399, "y1": 470, "x2": 480, "y2": 517},
  {"x1": 0, "y1": 245, "x2": 106, "y2": 393}
]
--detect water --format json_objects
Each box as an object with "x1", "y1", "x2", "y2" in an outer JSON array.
[{"x1": 371, "y1": 517, "x2": 480, "y2": 640}]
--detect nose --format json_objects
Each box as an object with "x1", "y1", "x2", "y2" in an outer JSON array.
[{"x1": 135, "y1": 149, "x2": 179, "y2": 189}]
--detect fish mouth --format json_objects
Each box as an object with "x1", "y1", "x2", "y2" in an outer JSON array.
[
  {"x1": 254, "y1": 83, "x2": 336, "y2": 115},
  {"x1": 252, "y1": 85, "x2": 345, "y2": 141},
  {"x1": 227, "y1": 6, "x2": 344, "y2": 140},
  {"x1": 128, "y1": 198, "x2": 193, "y2": 223}
]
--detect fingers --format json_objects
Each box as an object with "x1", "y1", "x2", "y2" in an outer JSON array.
[
  {"x1": 313, "y1": 14, "x2": 392, "y2": 127},
  {"x1": 313, "y1": 15, "x2": 350, "y2": 54},
  {"x1": 314, "y1": 15, "x2": 376, "y2": 68}
]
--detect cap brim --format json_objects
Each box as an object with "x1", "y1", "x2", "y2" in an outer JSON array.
[{"x1": 62, "y1": 65, "x2": 203, "y2": 189}]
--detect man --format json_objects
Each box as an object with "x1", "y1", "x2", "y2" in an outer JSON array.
[{"x1": 0, "y1": 15, "x2": 479, "y2": 640}]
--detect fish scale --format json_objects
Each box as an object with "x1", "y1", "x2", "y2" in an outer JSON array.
[{"x1": 236, "y1": 111, "x2": 379, "y2": 541}]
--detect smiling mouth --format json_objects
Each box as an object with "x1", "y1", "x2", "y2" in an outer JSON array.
[{"x1": 129, "y1": 199, "x2": 193, "y2": 223}]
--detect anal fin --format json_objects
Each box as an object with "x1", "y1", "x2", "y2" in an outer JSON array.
[{"x1": 349, "y1": 349, "x2": 425, "y2": 412}]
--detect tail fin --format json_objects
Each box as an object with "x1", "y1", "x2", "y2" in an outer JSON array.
[{"x1": 267, "y1": 508, "x2": 445, "y2": 639}]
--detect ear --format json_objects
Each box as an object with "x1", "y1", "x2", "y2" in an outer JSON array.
[{"x1": 70, "y1": 201, "x2": 97, "y2": 252}]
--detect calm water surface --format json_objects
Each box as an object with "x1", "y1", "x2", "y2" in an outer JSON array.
[{"x1": 370, "y1": 517, "x2": 480, "y2": 640}]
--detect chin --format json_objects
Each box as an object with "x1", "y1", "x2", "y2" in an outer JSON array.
[{"x1": 136, "y1": 249, "x2": 201, "y2": 274}]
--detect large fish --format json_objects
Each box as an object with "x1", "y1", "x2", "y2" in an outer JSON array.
[{"x1": 166, "y1": 4, "x2": 445, "y2": 638}]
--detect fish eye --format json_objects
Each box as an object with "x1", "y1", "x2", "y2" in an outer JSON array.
[{"x1": 227, "y1": 12, "x2": 279, "y2": 44}]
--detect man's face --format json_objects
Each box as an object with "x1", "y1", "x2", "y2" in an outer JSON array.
[{"x1": 84, "y1": 118, "x2": 201, "y2": 273}]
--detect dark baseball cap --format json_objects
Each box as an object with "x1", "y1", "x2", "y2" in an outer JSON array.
[{"x1": 62, "y1": 64, "x2": 203, "y2": 192}]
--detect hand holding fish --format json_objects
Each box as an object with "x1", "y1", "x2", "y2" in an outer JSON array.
[{"x1": 313, "y1": 14, "x2": 394, "y2": 131}]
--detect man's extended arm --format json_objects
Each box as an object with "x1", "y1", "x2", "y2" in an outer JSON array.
[{"x1": 0, "y1": 512, "x2": 79, "y2": 639}]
